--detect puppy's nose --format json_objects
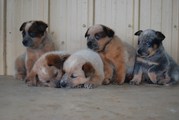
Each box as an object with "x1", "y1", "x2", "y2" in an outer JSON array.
[
  {"x1": 87, "y1": 41, "x2": 93, "y2": 48},
  {"x1": 22, "y1": 40, "x2": 28, "y2": 46},
  {"x1": 60, "y1": 81, "x2": 67, "y2": 88}
]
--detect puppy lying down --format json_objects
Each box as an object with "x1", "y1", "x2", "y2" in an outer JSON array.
[
  {"x1": 26, "y1": 51, "x2": 70, "y2": 87},
  {"x1": 60, "y1": 49, "x2": 105, "y2": 89}
]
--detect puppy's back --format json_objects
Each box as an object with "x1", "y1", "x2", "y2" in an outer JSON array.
[{"x1": 64, "y1": 49, "x2": 104, "y2": 77}]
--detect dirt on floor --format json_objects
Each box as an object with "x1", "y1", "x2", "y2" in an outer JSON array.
[{"x1": 0, "y1": 75, "x2": 179, "y2": 120}]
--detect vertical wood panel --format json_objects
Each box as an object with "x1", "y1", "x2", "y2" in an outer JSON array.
[
  {"x1": 140, "y1": 0, "x2": 151, "y2": 29},
  {"x1": 172, "y1": 0, "x2": 179, "y2": 63},
  {"x1": 6, "y1": 0, "x2": 48, "y2": 75},
  {"x1": 161, "y1": 0, "x2": 172, "y2": 54},
  {"x1": 50, "y1": 0, "x2": 90, "y2": 53},
  {"x1": 0, "y1": 0, "x2": 5, "y2": 75},
  {"x1": 95, "y1": 0, "x2": 135, "y2": 45}
]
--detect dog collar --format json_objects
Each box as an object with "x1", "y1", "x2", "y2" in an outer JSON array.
[{"x1": 99, "y1": 38, "x2": 113, "y2": 52}]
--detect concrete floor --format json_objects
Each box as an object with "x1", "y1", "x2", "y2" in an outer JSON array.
[{"x1": 0, "y1": 75, "x2": 179, "y2": 120}]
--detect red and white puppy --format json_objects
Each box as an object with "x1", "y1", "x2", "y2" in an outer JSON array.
[
  {"x1": 15, "y1": 20, "x2": 56, "y2": 80},
  {"x1": 26, "y1": 51, "x2": 70, "y2": 87}
]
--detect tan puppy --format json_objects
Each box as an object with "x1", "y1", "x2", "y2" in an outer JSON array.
[
  {"x1": 15, "y1": 20, "x2": 55, "y2": 80},
  {"x1": 60, "y1": 49, "x2": 104, "y2": 89},
  {"x1": 25, "y1": 51, "x2": 70, "y2": 87},
  {"x1": 85, "y1": 24, "x2": 136, "y2": 84}
]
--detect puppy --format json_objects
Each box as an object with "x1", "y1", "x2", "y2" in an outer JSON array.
[
  {"x1": 130, "y1": 29, "x2": 179, "y2": 85},
  {"x1": 60, "y1": 49, "x2": 104, "y2": 89},
  {"x1": 85, "y1": 24, "x2": 136, "y2": 84},
  {"x1": 15, "y1": 20, "x2": 55, "y2": 80},
  {"x1": 25, "y1": 51, "x2": 70, "y2": 87}
]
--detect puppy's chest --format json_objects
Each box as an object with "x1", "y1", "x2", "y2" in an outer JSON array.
[{"x1": 137, "y1": 57, "x2": 159, "y2": 70}]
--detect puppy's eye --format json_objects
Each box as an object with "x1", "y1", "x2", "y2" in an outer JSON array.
[
  {"x1": 95, "y1": 34, "x2": 100, "y2": 40},
  {"x1": 29, "y1": 32, "x2": 37, "y2": 37},
  {"x1": 71, "y1": 74, "x2": 77, "y2": 78},
  {"x1": 146, "y1": 42, "x2": 152, "y2": 47}
]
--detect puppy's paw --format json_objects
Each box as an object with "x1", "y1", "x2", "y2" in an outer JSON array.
[
  {"x1": 102, "y1": 79, "x2": 111, "y2": 85},
  {"x1": 130, "y1": 79, "x2": 141, "y2": 85},
  {"x1": 83, "y1": 83, "x2": 95, "y2": 89}
]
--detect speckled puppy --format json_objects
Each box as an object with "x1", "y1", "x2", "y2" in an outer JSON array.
[{"x1": 130, "y1": 29, "x2": 179, "y2": 85}]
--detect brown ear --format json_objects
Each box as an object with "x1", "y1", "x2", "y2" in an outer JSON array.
[
  {"x1": 134, "y1": 30, "x2": 143, "y2": 36},
  {"x1": 46, "y1": 54, "x2": 70, "y2": 69},
  {"x1": 19, "y1": 22, "x2": 27, "y2": 31},
  {"x1": 82, "y1": 62, "x2": 95, "y2": 78},
  {"x1": 155, "y1": 31, "x2": 165, "y2": 41},
  {"x1": 36, "y1": 21, "x2": 48, "y2": 32},
  {"x1": 101, "y1": 25, "x2": 115, "y2": 37}
]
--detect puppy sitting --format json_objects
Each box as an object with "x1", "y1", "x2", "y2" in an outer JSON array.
[
  {"x1": 15, "y1": 20, "x2": 55, "y2": 80},
  {"x1": 25, "y1": 51, "x2": 70, "y2": 87},
  {"x1": 85, "y1": 24, "x2": 136, "y2": 84},
  {"x1": 130, "y1": 29, "x2": 179, "y2": 85},
  {"x1": 60, "y1": 49, "x2": 104, "y2": 89}
]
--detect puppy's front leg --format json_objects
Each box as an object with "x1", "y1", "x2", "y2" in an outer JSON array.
[
  {"x1": 130, "y1": 63, "x2": 143, "y2": 85},
  {"x1": 26, "y1": 59, "x2": 35, "y2": 76},
  {"x1": 84, "y1": 75, "x2": 103, "y2": 89},
  {"x1": 103, "y1": 60, "x2": 113, "y2": 84}
]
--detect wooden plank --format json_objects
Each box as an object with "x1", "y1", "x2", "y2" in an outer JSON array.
[
  {"x1": 161, "y1": 0, "x2": 172, "y2": 55},
  {"x1": 133, "y1": 0, "x2": 139, "y2": 47},
  {"x1": 140, "y1": 0, "x2": 151, "y2": 29},
  {"x1": 171, "y1": 0, "x2": 179, "y2": 63},
  {"x1": 49, "y1": 0, "x2": 89, "y2": 53},
  {"x1": 0, "y1": 0, "x2": 5, "y2": 75},
  {"x1": 6, "y1": 0, "x2": 48, "y2": 75},
  {"x1": 151, "y1": 0, "x2": 162, "y2": 30}
]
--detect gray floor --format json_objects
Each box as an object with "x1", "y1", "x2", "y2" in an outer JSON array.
[{"x1": 0, "y1": 75, "x2": 179, "y2": 120}]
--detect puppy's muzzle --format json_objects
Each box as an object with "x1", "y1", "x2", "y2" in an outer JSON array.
[
  {"x1": 22, "y1": 36, "x2": 33, "y2": 47},
  {"x1": 60, "y1": 74, "x2": 69, "y2": 88},
  {"x1": 87, "y1": 37, "x2": 99, "y2": 50}
]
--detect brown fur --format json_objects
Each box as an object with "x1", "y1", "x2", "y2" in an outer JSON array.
[
  {"x1": 14, "y1": 20, "x2": 56, "y2": 80},
  {"x1": 85, "y1": 25, "x2": 136, "y2": 84}
]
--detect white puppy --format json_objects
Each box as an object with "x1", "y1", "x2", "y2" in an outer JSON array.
[{"x1": 60, "y1": 49, "x2": 104, "y2": 89}]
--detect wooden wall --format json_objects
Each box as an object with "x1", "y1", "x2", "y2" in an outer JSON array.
[{"x1": 0, "y1": 0, "x2": 179, "y2": 75}]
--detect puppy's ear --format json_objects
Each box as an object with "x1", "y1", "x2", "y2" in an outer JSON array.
[
  {"x1": 36, "y1": 21, "x2": 48, "y2": 32},
  {"x1": 46, "y1": 54, "x2": 70, "y2": 69},
  {"x1": 85, "y1": 28, "x2": 89, "y2": 38},
  {"x1": 134, "y1": 30, "x2": 143, "y2": 36},
  {"x1": 82, "y1": 62, "x2": 95, "y2": 78},
  {"x1": 155, "y1": 31, "x2": 165, "y2": 41},
  {"x1": 19, "y1": 22, "x2": 27, "y2": 31},
  {"x1": 102, "y1": 25, "x2": 115, "y2": 37}
]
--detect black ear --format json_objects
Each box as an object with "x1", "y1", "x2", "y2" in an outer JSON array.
[
  {"x1": 36, "y1": 21, "x2": 48, "y2": 32},
  {"x1": 134, "y1": 30, "x2": 143, "y2": 36},
  {"x1": 155, "y1": 31, "x2": 165, "y2": 41},
  {"x1": 85, "y1": 28, "x2": 89, "y2": 38},
  {"x1": 101, "y1": 25, "x2": 115, "y2": 37},
  {"x1": 82, "y1": 62, "x2": 95, "y2": 78},
  {"x1": 19, "y1": 22, "x2": 27, "y2": 31}
]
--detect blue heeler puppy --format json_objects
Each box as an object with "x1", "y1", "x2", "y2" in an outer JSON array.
[{"x1": 130, "y1": 29, "x2": 179, "y2": 85}]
